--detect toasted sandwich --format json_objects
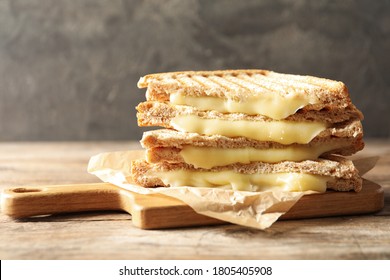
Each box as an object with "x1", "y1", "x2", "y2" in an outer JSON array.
[
  {"x1": 133, "y1": 69, "x2": 364, "y2": 193},
  {"x1": 139, "y1": 128, "x2": 363, "y2": 169},
  {"x1": 131, "y1": 155, "x2": 362, "y2": 192}
]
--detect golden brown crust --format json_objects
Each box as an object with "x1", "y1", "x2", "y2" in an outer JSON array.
[
  {"x1": 137, "y1": 69, "x2": 359, "y2": 115},
  {"x1": 138, "y1": 70, "x2": 271, "y2": 88},
  {"x1": 141, "y1": 128, "x2": 363, "y2": 150},
  {"x1": 136, "y1": 101, "x2": 363, "y2": 127}
]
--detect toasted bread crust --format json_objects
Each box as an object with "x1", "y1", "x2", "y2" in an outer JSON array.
[
  {"x1": 131, "y1": 156, "x2": 362, "y2": 192},
  {"x1": 138, "y1": 69, "x2": 346, "y2": 97},
  {"x1": 141, "y1": 127, "x2": 363, "y2": 150},
  {"x1": 137, "y1": 70, "x2": 361, "y2": 116},
  {"x1": 138, "y1": 70, "x2": 272, "y2": 88},
  {"x1": 137, "y1": 103, "x2": 363, "y2": 142},
  {"x1": 144, "y1": 142, "x2": 364, "y2": 166},
  {"x1": 136, "y1": 101, "x2": 363, "y2": 127}
]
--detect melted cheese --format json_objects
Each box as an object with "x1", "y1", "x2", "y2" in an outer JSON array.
[
  {"x1": 171, "y1": 115, "x2": 327, "y2": 145},
  {"x1": 154, "y1": 170, "x2": 329, "y2": 192},
  {"x1": 180, "y1": 144, "x2": 342, "y2": 169},
  {"x1": 170, "y1": 92, "x2": 318, "y2": 120}
]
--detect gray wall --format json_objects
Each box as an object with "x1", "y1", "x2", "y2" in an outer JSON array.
[{"x1": 1, "y1": 0, "x2": 389, "y2": 141}]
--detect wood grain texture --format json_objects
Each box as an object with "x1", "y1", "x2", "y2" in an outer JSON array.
[
  {"x1": 1, "y1": 181, "x2": 383, "y2": 229},
  {"x1": 0, "y1": 140, "x2": 389, "y2": 259}
]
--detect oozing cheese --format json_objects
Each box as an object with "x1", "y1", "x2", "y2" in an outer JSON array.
[
  {"x1": 171, "y1": 115, "x2": 327, "y2": 145},
  {"x1": 179, "y1": 144, "x2": 343, "y2": 169},
  {"x1": 170, "y1": 92, "x2": 319, "y2": 120},
  {"x1": 154, "y1": 170, "x2": 330, "y2": 192}
]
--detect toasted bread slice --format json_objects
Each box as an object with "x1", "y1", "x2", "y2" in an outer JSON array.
[
  {"x1": 141, "y1": 128, "x2": 363, "y2": 150},
  {"x1": 141, "y1": 129, "x2": 364, "y2": 167},
  {"x1": 137, "y1": 102, "x2": 362, "y2": 143},
  {"x1": 137, "y1": 69, "x2": 362, "y2": 116},
  {"x1": 136, "y1": 101, "x2": 363, "y2": 126},
  {"x1": 137, "y1": 69, "x2": 347, "y2": 102},
  {"x1": 131, "y1": 155, "x2": 362, "y2": 192}
]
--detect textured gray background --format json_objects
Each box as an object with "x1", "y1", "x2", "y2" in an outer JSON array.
[{"x1": 0, "y1": 0, "x2": 389, "y2": 141}]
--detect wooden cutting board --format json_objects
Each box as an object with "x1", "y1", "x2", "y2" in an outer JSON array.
[{"x1": 1, "y1": 179, "x2": 384, "y2": 229}]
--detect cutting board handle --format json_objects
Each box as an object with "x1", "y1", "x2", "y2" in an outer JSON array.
[
  {"x1": 1, "y1": 183, "x2": 124, "y2": 218},
  {"x1": 0, "y1": 182, "x2": 222, "y2": 229}
]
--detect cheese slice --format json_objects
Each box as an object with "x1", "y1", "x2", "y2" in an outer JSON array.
[
  {"x1": 170, "y1": 92, "x2": 318, "y2": 120},
  {"x1": 180, "y1": 143, "x2": 343, "y2": 169},
  {"x1": 171, "y1": 115, "x2": 327, "y2": 145},
  {"x1": 154, "y1": 170, "x2": 330, "y2": 192}
]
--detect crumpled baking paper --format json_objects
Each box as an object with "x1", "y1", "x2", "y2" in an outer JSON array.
[{"x1": 87, "y1": 150, "x2": 378, "y2": 230}]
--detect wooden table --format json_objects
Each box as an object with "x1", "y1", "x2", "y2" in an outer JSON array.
[{"x1": 1, "y1": 140, "x2": 389, "y2": 259}]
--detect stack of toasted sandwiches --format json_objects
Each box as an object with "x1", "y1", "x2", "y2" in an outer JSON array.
[{"x1": 132, "y1": 69, "x2": 364, "y2": 193}]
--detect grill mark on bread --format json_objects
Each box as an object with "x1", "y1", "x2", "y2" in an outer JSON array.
[
  {"x1": 189, "y1": 75, "x2": 212, "y2": 90},
  {"x1": 222, "y1": 75, "x2": 254, "y2": 92},
  {"x1": 177, "y1": 76, "x2": 201, "y2": 88},
  {"x1": 239, "y1": 74, "x2": 286, "y2": 94},
  {"x1": 138, "y1": 70, "x2": 357, "y2": 117},
  {"x1": 206, "y1": 75, "x2": 236, "y2": 91},
  {"x1": 174, "y1": 76, "x2": 187, "y2": 88},
  {"x1": 257, "y1": 73, "x2": 323, "y2": 92},
  {"x1": 230, "y1": 75, "x2": 264, "y2": 92}
]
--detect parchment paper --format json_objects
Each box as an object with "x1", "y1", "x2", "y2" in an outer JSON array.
[{"x1": 87, "y1": 151, "x2": 378, "y2": 230}]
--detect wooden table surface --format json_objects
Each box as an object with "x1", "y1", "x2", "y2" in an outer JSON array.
[{"x1": 1, "y1": 140, "x2": 389, "y2": 260}]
